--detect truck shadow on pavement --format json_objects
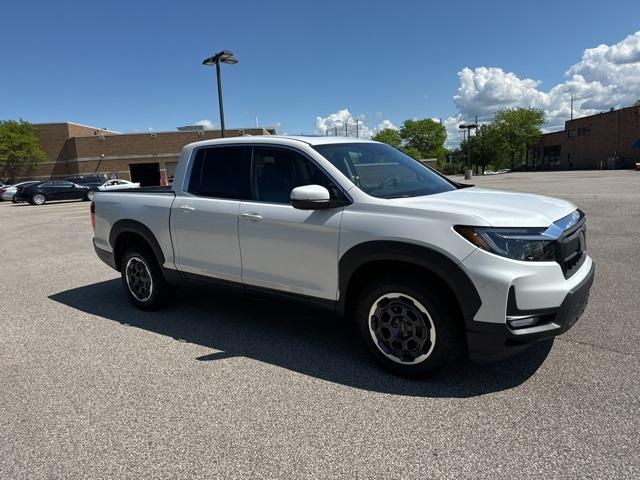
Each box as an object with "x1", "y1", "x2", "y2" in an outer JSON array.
[{"x1": 49, "y1": 279, "x2": 552, "y2": 398}]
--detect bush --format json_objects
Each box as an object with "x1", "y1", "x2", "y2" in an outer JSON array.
[{"x1": 437, "y1": 160, "x2": 463, "y2": 175}]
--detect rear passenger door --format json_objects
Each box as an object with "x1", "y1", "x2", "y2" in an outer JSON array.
[
  {"x1": 238, "y1": 146, "x2": 344, "y2": 300},
  {"x1": 37, "y1": 182, "x2": 56, "y2": 199},
  {"x1": 57, "y1": 181, "x2": 81, "y2": 200},
  {"x1": 171, "y1": 146, "x2": 251, "y2": 283}
]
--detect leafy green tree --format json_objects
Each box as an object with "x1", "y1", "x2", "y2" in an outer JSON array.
[
  {"x1": 460, "y1": 124, "x2": 509, "y2": 172},
  {"x1": 400, "y1": 147, "x2": 423, "y2": 159},
  {"x1": 399, "y1": 119, "x2": 447, "y2": 159},
  {"x1": 0, "y1": 120, "x2": 46, "y2": 181},
  {"x1": 492, "y1": 108, "x2": 544, "y2": 168},
  {"x1": 634, "y1": 99, "x2": 640, "y2": 107},
  {"x1": 372, "y1": 119, "x2": 448, "y2": 160},
  {"x1": 371, "y1": 128, "x2": 401, "y2": 148}
]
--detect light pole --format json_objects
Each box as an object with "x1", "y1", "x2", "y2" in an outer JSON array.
[
  {"x1": 459, "y1": 122, "x2": 478, "y2": 168},
  {"x1": 202, "y1": 50, "x2": 238, "y2": 138}
]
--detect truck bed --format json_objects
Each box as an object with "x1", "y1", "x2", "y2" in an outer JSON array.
[{"x1": 92, "y1": 188, "x2": 177, "y2": 268}]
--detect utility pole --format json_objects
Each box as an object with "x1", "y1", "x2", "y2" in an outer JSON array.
[{"x1": 355, "y1": 119, "x2": 359, "y2": 138}]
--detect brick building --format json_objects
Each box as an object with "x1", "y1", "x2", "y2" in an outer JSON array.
[
  {"x1": 531, "y1": 106, "x2": 640, "y2": 170},
  {"x1": 29, "y1": 122, "x2": 276, "y2": 185}
]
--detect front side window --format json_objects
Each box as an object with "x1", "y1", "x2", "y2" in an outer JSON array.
[
  {"x1": 313, "y1": 143, "x2": 456, "y2": 198},
  {"x1": 253, "y1": 147, "x2": 342, "y2": 203},
  {"x1": 188, "y1": 146, "x2": 251, "y2": 199}
]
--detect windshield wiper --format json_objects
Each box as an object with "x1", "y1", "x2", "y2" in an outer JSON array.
[{"x1": 386, "y1": 193, "x2": 416, "y2": 199}]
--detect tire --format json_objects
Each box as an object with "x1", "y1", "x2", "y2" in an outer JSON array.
[
  {"x1": 86, "y1": 191, "x2": 95, "y2": 201},
  {"x1": 355, "y1": 276, "x2": 463, "y2": 377},
  {"x1": 12, "y1": 195, "x2": 19, "y2": 203},
  {"x1": 120, "y1": 247, "x2": 173, "y2": 310},
  {"x1": 31, "y1": 193, "x2": 46, "y2": 205}
]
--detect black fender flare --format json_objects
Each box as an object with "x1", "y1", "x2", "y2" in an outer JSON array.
[
  {"x1": 337, "y1": 241, "x2": 481, "y2": 320},
  {"x1": 109, "y1": 219, "x2": 166, "y2": 270}
]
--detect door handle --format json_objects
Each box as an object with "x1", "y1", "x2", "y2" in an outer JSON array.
[
  {"x1": 241, "y1": 212, "x2": 263, "y2": 221},
  {"x1": 179, "y1": 205, "x2": 196, "y2": 213}
]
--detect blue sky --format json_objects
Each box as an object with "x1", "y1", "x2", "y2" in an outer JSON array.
[{"x1": 1, "y1": 0, "x2": 639, "y2": 144}]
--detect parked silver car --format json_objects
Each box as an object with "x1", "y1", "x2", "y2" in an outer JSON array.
[{"x1": 0, "y1": 181, "x2": 41, "y2": 202}]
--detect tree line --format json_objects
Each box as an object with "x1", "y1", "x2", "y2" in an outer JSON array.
[{"x1": 372, "y1": 107, "x2": 545, "y2": 174}]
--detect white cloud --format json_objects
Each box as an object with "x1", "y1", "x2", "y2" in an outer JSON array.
[
  {"x1": 194, "y1": 119, "x2": 215, "y2": 130},
  {"x1": 442, "y1": 115, "x2": 464, "y2": 150},
  {"x1": 314, "y1": 109, "x2": 396, "y2": 138},
  {"x1": 376, "y1": 119, "x2": 398, "y2": 131},
  {"x1": 450, "y1": 31, "x2": 640, "y2": 145}
]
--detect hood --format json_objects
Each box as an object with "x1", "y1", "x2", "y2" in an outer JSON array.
[{"x1": 389, "y1": 186, "x2": 577, "y2": 227}]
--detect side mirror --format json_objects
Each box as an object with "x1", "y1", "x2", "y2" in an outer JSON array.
[{"x1": 290, "y1": 185, "x2": 331, "y2": 210}]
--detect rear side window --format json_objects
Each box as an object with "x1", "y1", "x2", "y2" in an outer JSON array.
[{"x1": 188, "y1": 146, "x2": 251, "y2": 199}]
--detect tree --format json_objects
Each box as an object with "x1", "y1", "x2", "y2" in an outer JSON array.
[
  {"x1": 400, "y1": 146, "x2": 423, "y2": 159},
  {"x1": 372, "y1": 119, "x2": 448, "y2": 160},
  {"x1": 634, "y1": 99, "x2": 640, "y2": 107},
  {"x1": 460, "y1": 124, "x2": 509, "y2": 173},
  {"x1": 399, "y1": 119, "x2": 447, "y2": 159},
  {"x1": 0, "y1": 120, "x2": 46, "y2": 181},
  {"x1": 492, "y1": 108, "x2": 544, "y2": 168},
  {"x1": 371, "y1": 128, "x2": 401, "y2": 148}
]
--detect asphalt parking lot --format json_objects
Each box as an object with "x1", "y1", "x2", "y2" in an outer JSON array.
[{"x1": 1, "y1": 170, "x2": 638, "y2": 479}]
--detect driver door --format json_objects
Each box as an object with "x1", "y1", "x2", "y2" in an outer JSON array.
[{"x1": 238, "y1": 146, "x2": 344, "y2": 300}]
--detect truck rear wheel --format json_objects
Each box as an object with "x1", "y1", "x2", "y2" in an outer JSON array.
[
  {"x1": 121, "y1": 247, "x2": 172, "y2": 310},
  {"x1": 355, "y1": 276, "x2": 462, "y2": 377}
]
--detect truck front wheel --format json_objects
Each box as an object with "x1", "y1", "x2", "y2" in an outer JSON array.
[
  {"x1": 121, "y1": 247, "x2": 172, "y2": 310},
  {"x1": 355, "y1": 276, "x2": 462, "y2": 377}
]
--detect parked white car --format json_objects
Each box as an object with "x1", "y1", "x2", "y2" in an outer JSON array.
[{"x1": 98, "y1": 179, "x2": 140, "y2": 191}]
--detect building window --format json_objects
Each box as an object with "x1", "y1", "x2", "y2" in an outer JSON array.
[{"x1": 542, "y1": 145, "x2": 561, "y2": 168}]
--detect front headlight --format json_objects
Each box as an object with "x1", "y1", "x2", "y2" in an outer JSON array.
[{"x1": 454, "y1": 225, "x2": 556, "y2": 261}]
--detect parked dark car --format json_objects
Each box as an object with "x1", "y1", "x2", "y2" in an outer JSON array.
[
  {"x1": 12, "y1": 181, "x2": 44, "y2": 203},
  {"x1": 18, "y1": 180, "x2": 92, "y2": 205}
]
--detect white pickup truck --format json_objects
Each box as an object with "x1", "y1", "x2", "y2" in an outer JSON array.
[{"x1": 92, "y1": 136, "x2": 594, "y2": 376}]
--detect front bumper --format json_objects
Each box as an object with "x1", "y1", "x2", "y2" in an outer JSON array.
[{"x1": 466, "y1": 261, "x2": 595, "y2": 362}]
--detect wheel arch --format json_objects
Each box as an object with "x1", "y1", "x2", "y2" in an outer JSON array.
[
  {"x1": 338, "y1": 241, "x2": 481, "y2": 322},
  {"x1": 109, "y1": 219, "x2": 166, "y2": 272}
]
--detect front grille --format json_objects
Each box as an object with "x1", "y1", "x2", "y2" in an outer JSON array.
[{"x1": 555, "y1": 213, "x2": 586, "y2": 279}]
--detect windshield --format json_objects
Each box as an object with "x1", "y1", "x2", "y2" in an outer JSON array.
[{"x1": 313, "y1": 143, "x2": 456, "y2": 199}]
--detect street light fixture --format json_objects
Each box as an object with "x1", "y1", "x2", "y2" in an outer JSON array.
[
  {"x1": 459, "y1": 123, "x2": 478, "y2": 169},
  {"x1": 202, "y1": 50, "x2": 238, "y2": 138}
]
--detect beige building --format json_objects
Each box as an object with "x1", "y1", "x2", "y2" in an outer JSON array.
[{"x1": 30, "y1": 122, "x2": 276, "y2": 185}]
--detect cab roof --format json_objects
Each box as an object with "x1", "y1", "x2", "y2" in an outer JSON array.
[{"x1": 185, "y1": 135, "x2": 378, "y2": 149}]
